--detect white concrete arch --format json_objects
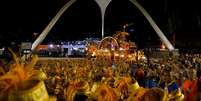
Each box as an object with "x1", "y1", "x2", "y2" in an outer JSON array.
[{"x1": 32, "y1": 0, "x2": 175, "y2": 51}]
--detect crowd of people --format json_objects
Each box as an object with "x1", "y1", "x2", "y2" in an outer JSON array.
[
  {"x1": 32, "y1": 53, "x2": 201, "y2": 101},
  {"x1": 1, "y1": 49, "x2": 201, "y2": 101}
]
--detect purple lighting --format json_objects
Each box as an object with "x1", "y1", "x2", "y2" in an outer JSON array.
[{"x1": 49, "y1": 44, "x2": 54, "y2": 48}]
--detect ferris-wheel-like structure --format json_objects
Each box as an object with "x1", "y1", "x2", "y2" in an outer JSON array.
[{"x1": 98, "y1": 36, "x2": 119, "y2": 50}]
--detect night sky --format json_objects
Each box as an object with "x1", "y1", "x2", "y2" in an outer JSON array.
[{"x1": 0, "y1": 0, "x2": 201, "y2": 48}]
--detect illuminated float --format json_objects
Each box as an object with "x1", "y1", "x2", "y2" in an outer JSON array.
[{"x1": 87, "y1": 31, "x2": 146, "y2": 64}]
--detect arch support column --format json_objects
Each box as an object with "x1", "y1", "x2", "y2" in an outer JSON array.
[
  {"x1": 31, "y1": 0, "x2": 77, "y2": 51},
  {"x1": 129, "y1": 0, "x2": 175, "y2": 51},
  {"x1": 94, "y1": 0, "x2": 112, "y2": 39}
]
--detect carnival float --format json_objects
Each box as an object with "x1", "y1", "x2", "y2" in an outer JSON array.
[{"x1": 86, "y1": 31, "x2": 146, "y2": 63}]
